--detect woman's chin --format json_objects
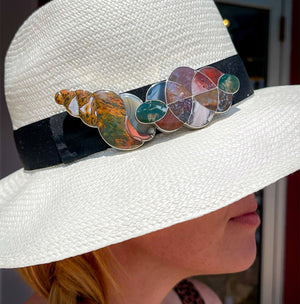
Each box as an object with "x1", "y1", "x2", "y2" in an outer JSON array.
[
  {"x1": 196, "y1": 234, "x2": 258, "y2": 275},
  {"x1": 223, "y1": 235, "x2": 258, "y2": 274}
]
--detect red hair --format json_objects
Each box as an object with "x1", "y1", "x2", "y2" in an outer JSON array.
[{"x1": 18, "y1": 247, "x2": 123, "y2": 304}]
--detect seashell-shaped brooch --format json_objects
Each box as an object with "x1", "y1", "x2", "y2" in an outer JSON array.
[{"x1": 55, "y1": 66, "x2": 239, "y2": 150}]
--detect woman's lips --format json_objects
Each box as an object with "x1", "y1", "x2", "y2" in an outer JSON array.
[{"x1": 229, "y1": 212, "x2": 261, "y2": 226}]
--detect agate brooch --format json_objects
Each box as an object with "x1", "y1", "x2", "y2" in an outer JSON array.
[{"x1": 55, "y1": 66, "x2": 240, "y2": 150}]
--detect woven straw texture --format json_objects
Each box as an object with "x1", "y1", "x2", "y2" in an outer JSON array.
[
  {"x1": 5, "y1": 0, "x2": 236, "y2": 130},
  {"x1": 1, "y1": 85, "x2": 300, "y2": 268}
]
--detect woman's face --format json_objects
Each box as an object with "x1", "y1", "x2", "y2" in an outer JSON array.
[{"x1": 111, "y1": 193, "x2": 260, "y2": 276}]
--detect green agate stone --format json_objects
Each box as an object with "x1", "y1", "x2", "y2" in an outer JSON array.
[
  {"x1": 136, "y1": 100, "x2": 167, "y2": 123},
  {"x1": 218, "y1": 74, "x2": 240, "y2": 94}
]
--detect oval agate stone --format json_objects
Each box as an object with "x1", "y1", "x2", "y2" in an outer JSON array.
[
  {"x1": 218, "y1": 74, "x2": 240, "y2": 94},
  {"x1": 136, "y1": 99, "x2": 167, "y2": 124}
]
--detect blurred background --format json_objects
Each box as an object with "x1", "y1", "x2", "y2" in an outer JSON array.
[{"x1": 1, "y1": 0, "x2": 299, "y2": 303}]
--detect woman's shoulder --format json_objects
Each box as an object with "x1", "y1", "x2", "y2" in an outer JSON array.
[
  {"x1": 162, "y1": 278, "x2": 222, "y2": 304},
  {"x1": 24, "y1": 292, "x2": 46, "y2": 304}
]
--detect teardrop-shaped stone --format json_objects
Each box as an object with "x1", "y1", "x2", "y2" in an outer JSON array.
[
  {"x1": 146, "y1": 81, "x2": 166, "y2": 103},
  {"x1": 136, "y1": 100, "x2": 168, "y2": 123}
]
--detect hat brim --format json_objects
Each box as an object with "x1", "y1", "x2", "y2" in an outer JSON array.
[{"x1": 1, "y1": 85, "x2": 299, "y2": 268}]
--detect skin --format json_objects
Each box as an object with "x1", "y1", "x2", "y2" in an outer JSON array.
[
  {"x1": 26, "y1": 194, "x2": 259, "y2": 304},
  {"x1": 108, "y1": 193, "x2": 259, "y2": 304}
]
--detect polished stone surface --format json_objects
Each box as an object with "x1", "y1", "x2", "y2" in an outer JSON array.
[
  {"x1": 168, "y1": 97, "x2": 193, "y2": 123},
  {"x1": 218, "y1": 74, "x2": 240, "y2": 94},
  {"x1": 194, "y1": 88, "x2": 219, "y2": 111},
  {"x1": 136, "y1": 99, "x2": 168, "y2": 123},
  {"x1": 186, "y1": 98, "x2": 214, "y2": 128},
  {"x1": 146, "y1": 81, "x2": 166, "y2": 103}
]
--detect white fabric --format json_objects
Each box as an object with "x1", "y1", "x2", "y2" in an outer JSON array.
[
  {"x1": 1, "y1": 0, "x2": 300, "y2": 268},
  {"x1": 1, "y1": 85, "x2": 300, "y2": 268}
]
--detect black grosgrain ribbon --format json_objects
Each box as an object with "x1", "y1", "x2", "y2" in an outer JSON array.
[{"x1": 14, "y1": 55, "x2": 253, "y2": 170}]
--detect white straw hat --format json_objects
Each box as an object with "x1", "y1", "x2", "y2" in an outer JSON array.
[{"x1": 1, "y1": 0, "x2": 299, "y2": 268}]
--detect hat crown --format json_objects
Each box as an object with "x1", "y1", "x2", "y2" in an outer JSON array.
[{"x1": 4, "y1": 0, "x2": 236, "y2": 130}]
